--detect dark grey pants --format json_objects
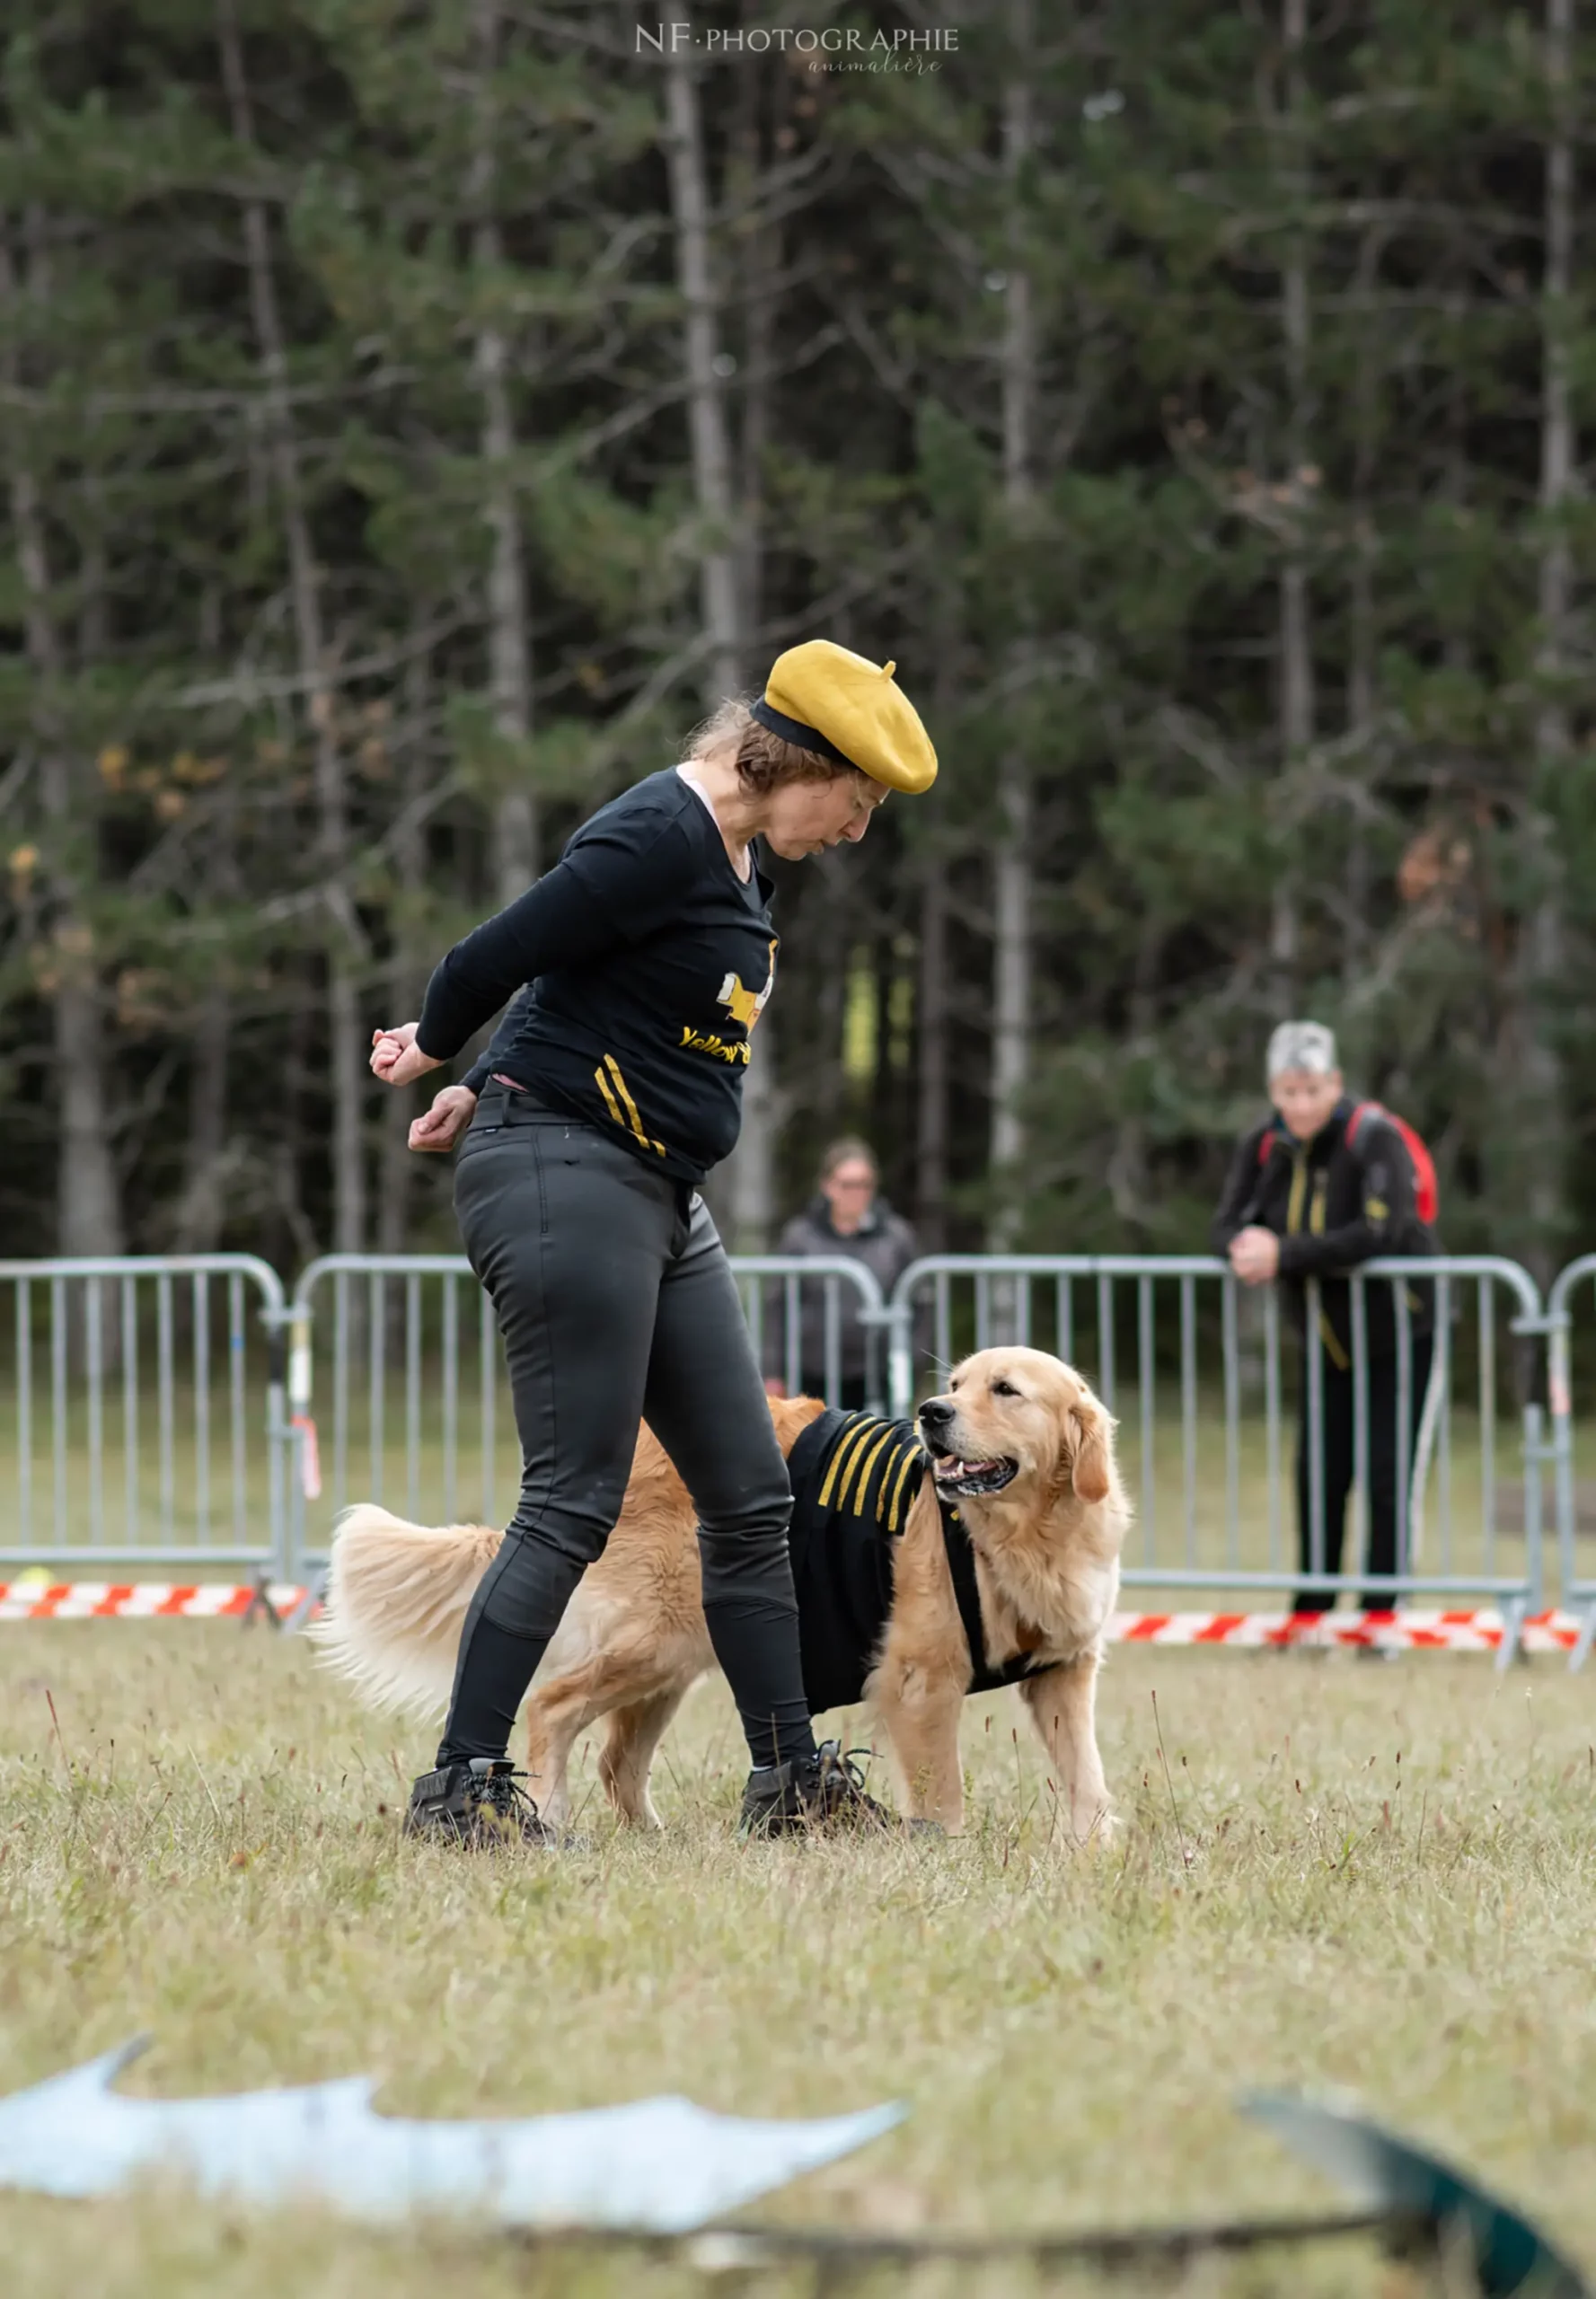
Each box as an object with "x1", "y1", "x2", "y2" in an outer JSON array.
[{"x1": 436, "y1": 1087, "x2": 816, "y2": 1773}]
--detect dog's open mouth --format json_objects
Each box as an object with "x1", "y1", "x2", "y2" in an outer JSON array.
[{"x1": 930, "y1": 1451, "x2": 1018, "y2": 1497}]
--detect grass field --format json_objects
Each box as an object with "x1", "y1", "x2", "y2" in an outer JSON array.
[{"x1": 4, "y1": 1628, "x2": 1596, "y2": 2296}]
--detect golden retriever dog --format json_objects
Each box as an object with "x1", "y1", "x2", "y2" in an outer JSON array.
[{"x1": 314, "y1": 1346, "x2": 1128, "y2": 1841}]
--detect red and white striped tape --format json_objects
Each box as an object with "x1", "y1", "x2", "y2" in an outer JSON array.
[
  {"x1": 1107, "y1": 1608, "x2": 1583, "y2": 1654},
  {"x1": 0, "y1": 1585, "x2": 1583, "y2": 1651},
  {"x1": 0, "y1": 1582, "x2": 308, "y2": 1622}
]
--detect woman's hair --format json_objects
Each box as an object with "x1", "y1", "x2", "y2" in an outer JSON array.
[
  {"x1": 684, "y1": 696, "x2": 857, "y2": 798},
  {"x1": 819, "y1": 1136, "x2": 877, "y2": 1185},
  {"x1": 1265, "y1": 1019, "x2": 1338, "y2": 1081}
]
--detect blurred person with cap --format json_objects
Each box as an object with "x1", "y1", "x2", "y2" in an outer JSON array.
[
  {"x1": 371, "y1": 641, "x2": 938, "y2": 1842},
  {"x1": 1212, "y1": 1021, "x2": 1436, "y2": 1616},
  {"x1": 763, "y1": 1138, "x2": 921, "y2": 1412}
]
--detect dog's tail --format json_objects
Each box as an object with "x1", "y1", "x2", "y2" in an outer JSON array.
[{"x1": 309, "y1": 1504, "x2": 500, "y2": 1718}]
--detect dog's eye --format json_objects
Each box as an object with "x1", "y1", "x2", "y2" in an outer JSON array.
[{"x1": 992, "y1": 1379, "x2": 1020, "y2": 1398}]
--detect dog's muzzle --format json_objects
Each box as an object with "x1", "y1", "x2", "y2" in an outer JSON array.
[
  {"x1": 927, "y1": 1453, "x2": 1018, "y2": 1497},
  {"x1": 917, "y1": 1404, "x2": 1018, "y2": 1497}
]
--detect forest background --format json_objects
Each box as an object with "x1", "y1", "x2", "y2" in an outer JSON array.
[{"x1": 3, "y1": 0, "x2": 1592, "y2": 1280}]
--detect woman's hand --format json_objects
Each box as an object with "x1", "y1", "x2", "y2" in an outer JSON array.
[
  {"x1": 410, "y1": 1085, "x2": 477, "y2": 1154},
  {"x1": 1229, "y1": 1226, "x2": 1281, "y2": 1285},
  {"x1": 370, "y1": 1022, "x2": 418, "y2": 1080},
  {"x1": 370, "y1": 1022, "x2": 443, "y2": 1090}
]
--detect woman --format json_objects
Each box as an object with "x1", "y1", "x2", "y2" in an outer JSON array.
[
  {"x1": 1211, "y1": 1019, "x2": 1436, "y2": 1615},
  {"x1": 763, "y1": 1139, "x2": 921, "y2": 1410},
  {"x1": 371, "y1": 641, "x2": 937, "y2": 1844}
]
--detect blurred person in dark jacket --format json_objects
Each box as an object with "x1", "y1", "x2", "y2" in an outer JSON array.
[
  {"x1": 1212, "y1": 1021, "x2": 1436, "y2": 1615},
  {"x1": 764, "y1": 1139, "x2": 920, "y2": 1410}
]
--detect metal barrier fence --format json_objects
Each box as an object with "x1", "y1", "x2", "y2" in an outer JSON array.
[
  {"x1": 0, "y1": 1256, "x2": 290, "y2": 1578},
  {"x1": 884, "y1": 1255, "x2": 1548, "y2": 1653},
  {"x1": 1547, "y1": 1255, "x2": 1596, "y2": 1666},
  {"x1": 0, "y1": 1246, "x2": 1583, "y2": 1665},
  {"x1": 730, "y1": 1255, "x2": 893, "y2": 1415},
  {"x1": 283, "y1": 1252, "x2": 886, "y2": 1577}
]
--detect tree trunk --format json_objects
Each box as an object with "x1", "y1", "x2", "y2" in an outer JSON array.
[
  {"x1": 3, "y1": 227, "x2": 124, "y2": 1258},
  {"x1": 1514, "y1": 0, "x2": 1574, "y2": 1273},
  {"x1": 378, "y1": 660, "x2": 433, "y2": 1256},
  {"x1": 916, "y1": 830, "x2": 950, "y2": 1251},
  {"x1": 727, "y1": 196, "x2": 783, "y2": 1252},
  {"x1": 665, "y1": 26, "x2": 778, "y2": 1251},
  {"x1": 77, "y1": 480, "x2": 108, "y2": 662},
  {"x1": 176, "y1": 986, "x2": 232, "y2": 1252},
  {"x1": 274, "y1": 960, "x2": 319, "y2": 1272},
  {"x1": 47, "y1": 899, "x2": 124, "y2": 1257},
  {"x1": 733, "y1": 22, "x2": 771, "y2": 643},
  {"x1": 470, "y1": 0, "x2": 538, "y2": 910},
  {"x1": 174, "y1": 793, "x2": 233, "y2": 1253},
  {"x1": 664, "y1": 32, "x2": 744, "y2": 707},
  {"x1": 869, "y1": 933, "x2": 894, "y2": 1165},
  {"x1": 1343, "y1": 229, "x2": 1380, "y2": 975},
  {"x1": 988, "y1": 3, "x2": 1036, "y2": 1254},
  {"x1": 1442, "y1": 296, "x2": 1469, "y2": 675},
  {"x1": 990, "y1": 776, "x2": 1032, "y2": 1185},
  {"x1": 219, "y1": 0, "x2": 366, "y2": 1258},
  {"x1": 1271, "y1": 0, "x2": 1313, "y2": 1002},
  {"x1": 726, "y1": 1039, "x2": 780, "y2": 1255},
  {"x1": 175, "y1": 759, "x2": 240, "y2": 1251}
]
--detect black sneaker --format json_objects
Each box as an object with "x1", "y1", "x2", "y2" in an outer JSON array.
[
  {"x1": 738, "y1": 1740, "x2": 897, "y2": 1838},
  {"x1": 403, "y1": 1757, "x2": 559, "y2": 1849}
]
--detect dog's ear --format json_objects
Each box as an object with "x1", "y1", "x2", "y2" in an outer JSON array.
[{"x1": 1068, "y1": 1393, "x2": 1114, "y2": 1503}]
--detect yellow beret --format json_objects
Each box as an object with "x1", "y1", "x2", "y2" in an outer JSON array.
[{"x1": 750, "y1": 640, "x2": 937, "y2": 795}]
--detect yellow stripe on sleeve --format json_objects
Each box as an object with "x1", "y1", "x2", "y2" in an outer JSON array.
[
  {"x1": 599, "y1": 1054, "x2": 665, "y2": 1157},
  {"x1": 595, "y1": 1064, "x2": 626, "y2": 1131}
]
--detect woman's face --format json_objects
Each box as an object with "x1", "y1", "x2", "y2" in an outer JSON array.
[
  {"x1": 1274, "y1": 1066, "x2": 1344, "y2": 1141},
  {"x1": 823, "y1": 1158, "x2": 877, "y2": 1226},
  {"x1": 761, "y1": 771, "x2": 888, "y2": 859}
]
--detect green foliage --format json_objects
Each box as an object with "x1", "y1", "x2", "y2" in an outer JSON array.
[{"x1": 2, "y1": 0, "x2": 1592, "y2": 1264}]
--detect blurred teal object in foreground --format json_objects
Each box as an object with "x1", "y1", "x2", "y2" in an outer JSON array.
[
  {"x1": 1244, "y1": 2092, "x2": 1588, "y2": 2297},
  {"x1": 0, "y1": 2038, "x2": 904, "y2": 2232}
]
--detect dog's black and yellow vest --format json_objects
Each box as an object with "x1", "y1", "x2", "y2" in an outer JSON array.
[{"x1": 784, "y1": 1408, "x2": 1053, "y2": 1715}]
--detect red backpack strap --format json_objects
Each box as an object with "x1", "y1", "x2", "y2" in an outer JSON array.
[
  {"x1": 1345, "y1": 1103, "x2": 1439, "y2": 1225},
  {"x1": 1255, "y1": 1117, "x2": 1288, "y2": 1167}
]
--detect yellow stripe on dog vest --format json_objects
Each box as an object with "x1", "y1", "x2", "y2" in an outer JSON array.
[
  {"x1": 818, "y1": 1418, "x2": 881, "y2": 1510},
  {"x1": 848, "y1": 1426, "x2": 898, "y2": 1516},
  {"x1": 881, "y1": 1443, "x2": 920, "y2": 1530},
  {"x1": 828, "y1": 1420, "x2": 884, "y2": 1511}
]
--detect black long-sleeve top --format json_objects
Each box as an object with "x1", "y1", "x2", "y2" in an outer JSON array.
[
  {"x1": 1211, "y1": 1098, "x2": 1433, "y2": 1360},
  {"x1": 416, "y1": 769, "x2": 777, "y2": 1184}
]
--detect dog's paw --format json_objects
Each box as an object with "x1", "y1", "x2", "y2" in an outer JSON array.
[{"x1": 1069, "y1": 1804, "x2": 1119, "y2": 1853}]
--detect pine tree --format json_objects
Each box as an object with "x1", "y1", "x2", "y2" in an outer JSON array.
[{"x1": 3, "y1": 0, "x2": 1593, "y2": 1277}]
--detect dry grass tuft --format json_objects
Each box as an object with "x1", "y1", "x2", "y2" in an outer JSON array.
[{"x1": 4, "y1": 1627, "x2": 1595, "y2": 2295}]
